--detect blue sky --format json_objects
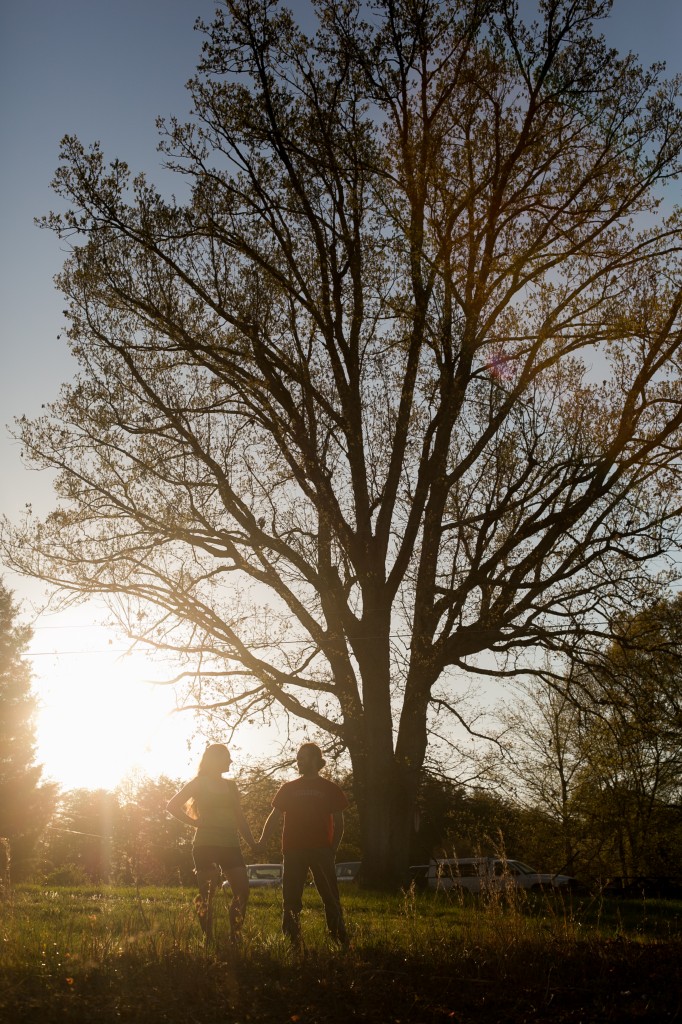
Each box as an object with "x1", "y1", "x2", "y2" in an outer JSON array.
[
  {"x1": 1, "y1": 0, "x2": 682, "y2": 788},
  {"x1": 1, "y1": 0, "x2": 213, "y2": 522}
]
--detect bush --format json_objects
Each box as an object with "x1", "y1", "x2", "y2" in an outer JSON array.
[{"x1": 43, "y1": 863, "x2": 90, "y2": 886}]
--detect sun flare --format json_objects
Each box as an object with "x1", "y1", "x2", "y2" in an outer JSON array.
[
  {"x1": 30, "y1": 609, "x2": 293, "y2": 792},
  {"x1": 31, "y1": 617, "x2": 200, "y2": 791}
]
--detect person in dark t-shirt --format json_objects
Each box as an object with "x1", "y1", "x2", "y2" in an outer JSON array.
[{"x1": 259, "y1": 742, "x2": 348, "y2": 946}]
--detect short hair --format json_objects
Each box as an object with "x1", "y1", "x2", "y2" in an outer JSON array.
[{"x1": 296, "y1": 742, "x2": 326, "y2": 770}]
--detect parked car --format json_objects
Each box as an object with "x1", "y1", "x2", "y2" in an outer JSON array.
[
  {"x1": 335, "y1": 860, "x2": 362, "y2": 882},
  {"x1": 403, "y1": 864, "x2": 430, "y2": 890},
  {"x1": 223, "y1": 863, "x2": 283, "y2": 890},
  {"x1": 427, "y1": 857, "x2": 577, "y2": 893}
]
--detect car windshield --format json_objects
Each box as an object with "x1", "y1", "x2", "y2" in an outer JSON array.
[{"x1": 508, "y1": 861, "x2": 537, "y2": 875}]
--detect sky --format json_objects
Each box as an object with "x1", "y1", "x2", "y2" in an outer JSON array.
[{"x1": 1, "y1": 0, "x2": 682, "y2": 792}]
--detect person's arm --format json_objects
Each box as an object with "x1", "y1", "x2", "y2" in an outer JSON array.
[
  {"x1": 166, "y1": 780, "x2": 198, "y2": 828},
  {"x1": 331, "y1": 810, "x2": 344, "y2": 854},
  {"x1": 259, "y1": 806, "x2": 283, "y2": 847},
  {"x1": 232, "y1": 785, "x2": 258, "y2": 850}
]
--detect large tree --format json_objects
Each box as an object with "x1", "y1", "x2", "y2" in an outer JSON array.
[
  {"x1": 5, "y1": 0, "x2": 682, "y2": 883},
  {"x1": 0, "y1": 581, "x2": 57, "y2": 880}
]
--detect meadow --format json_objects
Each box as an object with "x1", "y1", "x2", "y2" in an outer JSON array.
[{"x1": 1, "y1": 882, "x2": 680, "y2": 1023}]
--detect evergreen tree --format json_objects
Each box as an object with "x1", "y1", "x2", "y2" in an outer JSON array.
[
  {"x1": 115, "y1": 775, "x2": 194, "y2": 885},
  {"x1": 42, "y1": 787, "x2": 120, "y2": 883},
  {"x1": 0, "y1": 580, "x2": 57, "y2": 880}
]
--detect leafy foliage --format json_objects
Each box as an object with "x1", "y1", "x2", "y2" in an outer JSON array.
[
  {"x1": 0, "y1": 580, "x2": 57, "y2": 879},
  {"x1": 41, "y1": 779, "x2": 193, "y2": 886},
  {"x1": 573, "y1": 595, "x2": 682, "y2": 881},
  {"x1": 494, "y1": 595, "x2": 682, "y2": 882}
]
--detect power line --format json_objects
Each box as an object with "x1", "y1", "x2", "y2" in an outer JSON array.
[
  {"x1": 31, "y1": 623, "x2": 112, "y2": 629},
  {"x1": 27, "y1": 649, "x2": 133, "y2": 657},
  {"x1": 24, "y1": 629, "x2": 520, "y2": 658}
]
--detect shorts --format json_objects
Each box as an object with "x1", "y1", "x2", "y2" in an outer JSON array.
[{"x1": 193, "y1": 845, "x2": 245, "y2": 873}]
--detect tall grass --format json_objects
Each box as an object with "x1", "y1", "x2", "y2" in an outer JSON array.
[{"x1": 1, "y1": 882, "x2": 680, "y2": 1022}]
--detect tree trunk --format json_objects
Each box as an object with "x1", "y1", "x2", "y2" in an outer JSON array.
[
  {"x1": 348, "y1": 667, "x2": 429, "y2": 886},
  {"x1": 351, "y1": 747, "x2": 419, "y2": 889},
  {"x1": 344, "y1": 591, "x2": 422, "y2": 887}
]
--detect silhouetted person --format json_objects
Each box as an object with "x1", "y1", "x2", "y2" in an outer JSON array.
[
  {"x1": 167, "y1": 743, "x2": 258, "y2": 944},
  {"x1": 260, "y1": 742, "x2": 348, "y2": 947}
]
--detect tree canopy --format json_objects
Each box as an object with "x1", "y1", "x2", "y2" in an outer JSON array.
[{"x1": 4, "y1": 0, "x2": 682, "y2": 882}]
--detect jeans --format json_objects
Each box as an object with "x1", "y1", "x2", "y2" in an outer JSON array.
[{"x1": 282, "y1": 846, "x2": 347, "y2": 943}]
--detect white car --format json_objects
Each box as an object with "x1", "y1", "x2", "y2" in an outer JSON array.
[
  {"x1": 335, "y1": 860, "x2": 362, "y2": 882},
  {"x1": 223, "y1": 863, "x2": 283, "y2": 890},
  {"x1": 427, "y1": 857, "x2": 576, "y2": 893}
]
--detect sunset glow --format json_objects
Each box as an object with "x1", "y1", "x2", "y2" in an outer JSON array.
[{"x1": 31, "y1": 617, "x2": 201, "y2": 791}]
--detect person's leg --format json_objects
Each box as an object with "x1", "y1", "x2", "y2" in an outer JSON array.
[
  {"x1": 222, "y1": 864, "x2": 249, "y2": 941},
  {"x1": 194, "y1": 849, "x2": 222, "y2": 943},
  {"x1": 281, "y1": 850, "x2": 308, "y2": 946},
  {"x1": 309, "y1": 848, "x2": 347, "y2": 942}
]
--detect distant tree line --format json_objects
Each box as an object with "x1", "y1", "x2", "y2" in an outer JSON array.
[
  {"x1": 32, "y1": 749, "x2": 682, "y2": 889},
  {"x1": 35, "y1": 770, "x2": 350, "y2": 887}
]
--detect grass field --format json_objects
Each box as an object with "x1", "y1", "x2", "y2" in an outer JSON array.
[{"x1": 1, "y1": 882, "x2": 680, "y2": 1023}]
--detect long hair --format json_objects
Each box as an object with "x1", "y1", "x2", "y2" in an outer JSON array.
[
  {"x1": 187, "y1": 744, "x2": 231, "y2": 819},
  {"x1": 197, "y1": 744, "x2": 231, "y2": 775}
]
